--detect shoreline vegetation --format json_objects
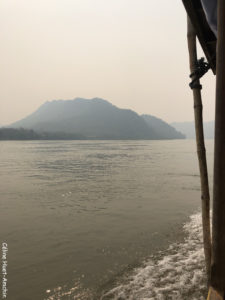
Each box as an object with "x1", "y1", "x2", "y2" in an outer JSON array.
[
  {"x1": 0, "y1": 128, "x2": 85, "y2": 140},
  {"x1": 0, "y1": 127, "x2": 184, "y2": 140}
]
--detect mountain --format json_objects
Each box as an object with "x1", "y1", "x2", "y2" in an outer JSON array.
[
  {"x1": 142, "y1": 115, "x2": 185, "y2": 139},
  {"x1": 11, "y1": 97, "x2": 184, "y2": 140},
  {"x1": 171, "y1": 121, "x2": 214, "y2": 139}
]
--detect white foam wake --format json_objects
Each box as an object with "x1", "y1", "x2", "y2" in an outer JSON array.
[{"x1": 101, "y1": 212, "x2": 207, "y2": 300}]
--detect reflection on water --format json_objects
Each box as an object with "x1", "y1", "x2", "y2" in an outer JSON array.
[{"x1": 0, "y1": 140, "x2": 213, "y2": 299}]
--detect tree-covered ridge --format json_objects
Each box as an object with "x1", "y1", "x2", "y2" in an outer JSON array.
[
  {"x1": 0, "y1": 128, "x2": 85, "y2": 140},
  {"x1": 0, "y1": 128, "x2": 39, "y2": 140}
]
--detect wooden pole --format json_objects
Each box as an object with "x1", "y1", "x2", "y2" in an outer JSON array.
[
  {"x1": 210, "y1": 0, "x2": 225, "y2": 297},
  {"x1": 187, "y1": 16, "x2": 211, "y2": 282}
]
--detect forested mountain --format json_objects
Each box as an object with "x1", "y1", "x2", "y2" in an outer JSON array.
[
  {"x1": 10, "y1": 98, "x2": 185, "y2": 140},
  {"x1": 142, "y1": 115, "x2": 185, "y2": 139}
]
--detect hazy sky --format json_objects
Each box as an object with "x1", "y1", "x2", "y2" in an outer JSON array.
[{"x1": 0, "y1": 0, "x2": 216, "y2": 125}]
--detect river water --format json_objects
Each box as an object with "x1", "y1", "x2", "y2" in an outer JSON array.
[{"x1": 0, "y1": 140, "x2": 213, "y2": 300}]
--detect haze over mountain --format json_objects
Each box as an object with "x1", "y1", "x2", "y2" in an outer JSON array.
[
  {"x1": 11, "y1": 98, "x2": 185, "y2": 140},
  {"x1": 142, "y1": 115, "x2": 184, "y2": 140},
  {"x1": 171, "y1": 121, "x2": 214, "y2": 139}
]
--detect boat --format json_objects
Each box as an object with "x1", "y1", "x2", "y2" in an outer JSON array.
[
  {"x1": 182, "y1": 0, "x2": 216, "y2": 73},
  {"x1": 182, "y1": 1, "x2": 225, "y2": 298}
]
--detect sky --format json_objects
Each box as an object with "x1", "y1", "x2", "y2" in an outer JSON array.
[{"x1": 0, "y1": 0, "x2": 216, "y2": 125}]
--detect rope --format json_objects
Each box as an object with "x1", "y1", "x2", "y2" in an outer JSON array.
[{"x1": 189, "y1": 57, "x2": 210, "y2": 89}]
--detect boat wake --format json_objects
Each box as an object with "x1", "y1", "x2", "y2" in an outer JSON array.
[
  {"x1": 101, "y1": 212, "x2": 207, "y2": 300},
  {"x1": 45, "y1": 212, "x2": 207, "y2": 300}
]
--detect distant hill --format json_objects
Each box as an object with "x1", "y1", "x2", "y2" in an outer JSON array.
[
  {"x1": 171, "y1": 121, "x2": 214, "y2": 139},
  {"x1": 142, "y1": 115, "x2": 185, "y2": 139},
  {"x1": 11, "y1": 98, "x2": 185, "y2": 140}
]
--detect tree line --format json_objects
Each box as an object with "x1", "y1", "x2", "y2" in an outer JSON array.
[{"x1": 0, "y1": 128, "x2": 84, "y2": 140}]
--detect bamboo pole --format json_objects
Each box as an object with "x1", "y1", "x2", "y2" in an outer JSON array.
[
  {"x1": 207, "y1": 287, "x2": 223, "y2": 300},
  {"x1": 210, "y1": 0, "x2": 225, "y2": 297},
  {"x1": 187, "y1": 16, "x2": 211, "y2": 282}
]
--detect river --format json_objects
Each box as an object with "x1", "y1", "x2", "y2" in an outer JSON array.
[{"x1": 0, "y1": 140, "x2": 213, "y2": 299}]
